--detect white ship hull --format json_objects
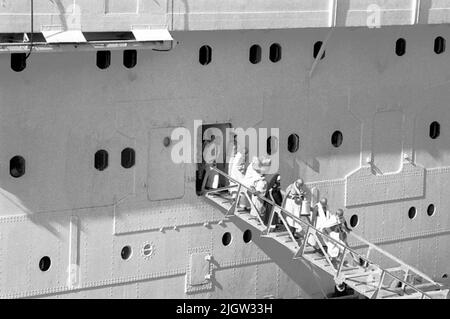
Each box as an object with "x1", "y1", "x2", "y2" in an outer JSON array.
[{"x1": 0, "y1": 23, "x2": 449, "y2": 298}]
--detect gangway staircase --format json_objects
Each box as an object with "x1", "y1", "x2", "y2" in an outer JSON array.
[{"x1": 203, "y1": 168, "x2": 449, "y2": 299}]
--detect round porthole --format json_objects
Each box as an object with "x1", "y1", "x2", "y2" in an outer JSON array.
[
  {"x1": 331, "y1": 131, "x2": 343, "y2": 148},
  {"x1": 222, "y1": 232, "x2": 232, "y2": 246},
  {"x1": 408, "y1": 207, "x2": 417, "y2": 219},
  {"x1": 443, "y1": 274, "x2": 448, "y2": 279},
  {"x1": 243, "y1": 230, "x2": 252, "y2": 243},
  {"x1": 39, "y1": 256, "x2": 51, "y2": 272},
  {"x1": 427, "y1": 204, "x2": 435, "y2": 217},
  {"x1": 350, "y1": 215, "x2": 359, "y2": 228},
  {"x1": 121, "y1": 246, "x2": 132, "y2": 260},
  {"x1": 163, "y1": 137, "x2": 171, "y2": 147}
]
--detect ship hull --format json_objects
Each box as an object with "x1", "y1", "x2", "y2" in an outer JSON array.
[{"x1": 0, "y1": 25, "x2": 449, "y2": 298}]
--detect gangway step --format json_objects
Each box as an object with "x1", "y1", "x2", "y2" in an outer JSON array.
[{"x1": 205, "y1": 193, "x2": 234, "y2": 211}]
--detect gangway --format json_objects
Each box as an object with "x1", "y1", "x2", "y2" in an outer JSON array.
[{"x1": 203, "y1": 168, "x2": 449, "y2": 299}]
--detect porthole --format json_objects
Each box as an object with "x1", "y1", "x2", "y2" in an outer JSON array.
[
  {"x1": 94, "y1": 150, "x2": 108, "y2": 171},
  {"x1": 434, "y1": 37, "x2": 446, "y2": 55},
  {"x1": 395, "y1": 38, "x2": 406, "y2": 56},
  {"x1": 10, "y1": 156, "x2": 25, "y2": 178},
  {"x1": 427, "y1": 204, "x2": 435, "y2": 217},
  {"x1": 350, "y1": 215, "x2": 359, "y2": 228},
  {"x1": 199, "y1": 45, "x2": 212, "y2": 65},
  {"x1": 267, "y1": 136, "x2": 279, "y2": 155},
  {"x1": 331, "y1": 131, "x2": 343, "y2": 148},
  {"x1": 96, "y1": 50, "x2": 111, "y2": 69},
  {"x1": 121, "y1": 148, "x2": 135, "y2": 169},
  {"x1": 39, "y1": 256, "x2": 51, "y2": 272},
  {"x1": 430, "y1": 121, "x2": 440, "y2": 139},
  {"x1": 11, "y1": 53, "x2": 27, "y2": 72},
  {"x1": 288, "y1": 134, "x2": 300, "y2": 153},
  {"x1": 121, "y1": 246, "x2": 132, "y2": 260},
  {"x1": 123, "y1": 50, "x2": 137, "y2": 69},
  {"x1": 269, "y1": 43, "x2": 282, "y2": 63},
  {"x1": 443, "y1": 274, "x2": 448, "y2": 279},
  {"x1": 408, "y1": 207, "x2": 417, "y2": 219},
  {"x1": 222, "y1": 232, "x2": 232, "y2": 246},
  {"x1": 243, "y1": 229, "x2": 252, "y2": 243},
  {"x1": 313, "y1": 41, "x2": 326, "y2": 60},
  {"x1": 163, "y1": 137, "x2": 171, "y2": 147},
  {"x1": 249, "y1": 44, "x2": 262, "y2": 64}
]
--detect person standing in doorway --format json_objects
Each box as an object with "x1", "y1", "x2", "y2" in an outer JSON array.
[{"x1": 201, "y1": 134, "x2": 221, "y2": 192}]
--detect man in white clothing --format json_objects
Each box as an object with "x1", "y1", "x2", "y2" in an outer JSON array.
[
  {"x1": 229, "y1": 146, "x2": 248, "y2": 198},
  {"x1": 201, "y1": 135, "x2": 221, "y2": 191},
  {"x1": 244, "y1": 157, "x2": 271, "y2": 221},
  {"x1": 308, "y1": 197, "x2": 332, "y2": 251},
  {"x1": 283, "y1": 179, "x2": 307, "y2": 239}
]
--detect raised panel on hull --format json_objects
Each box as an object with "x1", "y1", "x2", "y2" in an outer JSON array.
[
  {"x1": 148, "y1": 128, "x2": 185, "y2": 201},
  {"x1": 345, "y1": 162, "x2": 425, "y2": 207},
  {"x1": 0, "y1": 215, "x2": 69, "y2": 298}
]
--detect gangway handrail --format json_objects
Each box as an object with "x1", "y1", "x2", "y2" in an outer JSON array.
[
  {"x1": 349, "y1": 232, "x2": 437, "y2": 285},
  {"x1": 204, "y1": 167, "x2": 440, "y2": 299}
]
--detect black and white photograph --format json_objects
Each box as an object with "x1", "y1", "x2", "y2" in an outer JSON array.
[{"x1": 0, "y1": 0, "x2": 449, "y2": 309}]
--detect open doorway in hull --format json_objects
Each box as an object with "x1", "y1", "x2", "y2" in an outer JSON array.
[{"x1": 196, "y1": 123, "x2": 232, "y2": 195}]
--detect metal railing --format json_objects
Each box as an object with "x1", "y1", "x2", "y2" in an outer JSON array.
[{"x1": 204, "y1": 167, "x2": 444, "y2": 299}]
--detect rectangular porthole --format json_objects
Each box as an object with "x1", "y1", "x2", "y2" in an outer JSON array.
[
  {"x1": 123, "y1": 50, "x2": 137, "y2": 69},
  {"x1": 97, "y1": 50, "x2": 111, "y2": 69}
]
